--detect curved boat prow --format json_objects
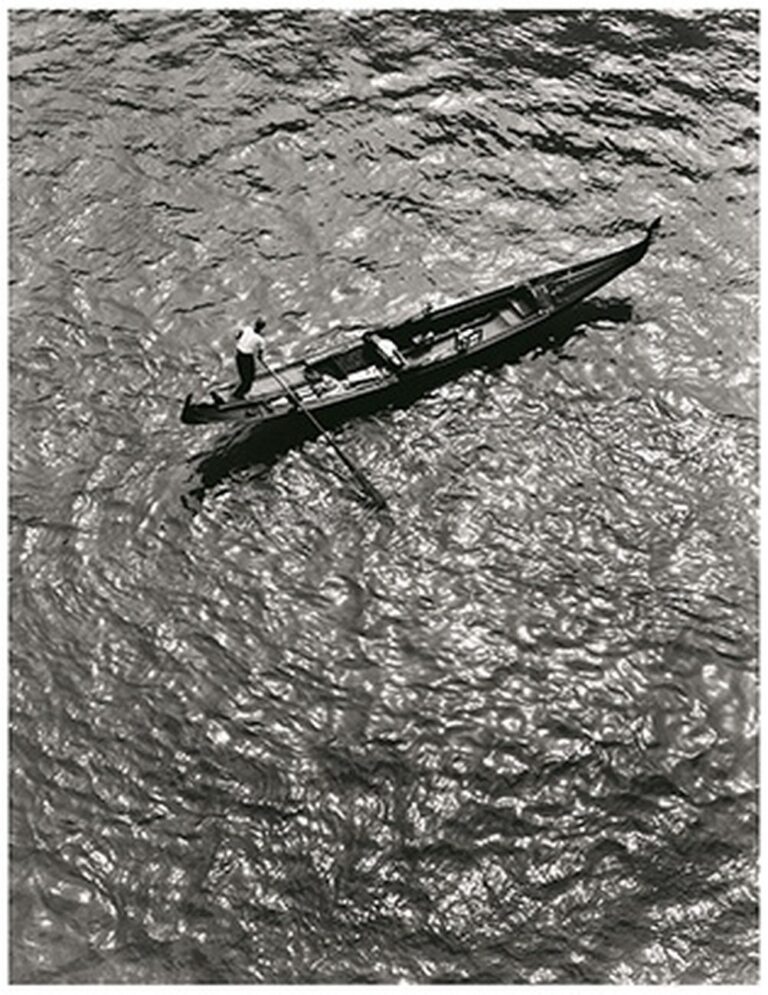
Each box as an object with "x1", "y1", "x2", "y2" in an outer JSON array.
[{"x1": 631, "y1": 215, "x2": 661, "y2": 263}]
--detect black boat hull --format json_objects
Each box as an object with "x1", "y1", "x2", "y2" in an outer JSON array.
[
  {"x1": 183, "y1": 298, "x2": 635, "y2": 505},
  {"x1": 181, "y1": 219, "x2": 660, "y2": 432}
]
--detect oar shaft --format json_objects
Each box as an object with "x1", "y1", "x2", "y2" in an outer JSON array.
[{"x1": 262, "y1": 359, "x2": 388, "y2": 510}]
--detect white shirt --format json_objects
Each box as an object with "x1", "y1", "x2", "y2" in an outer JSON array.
[{"x1": 236, "y1": 323, "x2": 265, "y2": 356}]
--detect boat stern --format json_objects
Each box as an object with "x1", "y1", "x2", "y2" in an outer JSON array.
[{"x1": 181, "y1": 393, "x2": 223, "y2": 424}]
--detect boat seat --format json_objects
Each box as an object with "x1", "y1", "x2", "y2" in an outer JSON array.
[
  {"x1": 310, "y1": 373, "x2": 344, "y2": 396},
  {"x1": 496, "y1": 308, "x2": 521, "y2": 327},
  {"x1": 455, "y1": 326, "x2": 482, "y2": 352},
  {"x1": 347, "y1": 365, "x2": 384, "y2": 386}
]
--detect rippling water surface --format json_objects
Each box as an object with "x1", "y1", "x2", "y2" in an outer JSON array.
[{"x1": 8, "y1": 7, "x2": 758, "y2": 984}]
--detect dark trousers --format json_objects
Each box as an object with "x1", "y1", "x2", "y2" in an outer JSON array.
[{"x1": 233, "y1": 351, "x2": 255, "y2": 399}]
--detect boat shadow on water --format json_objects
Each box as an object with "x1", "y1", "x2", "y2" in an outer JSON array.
[{"x1": 180, "y1": 297, "x2": 634, "y2": 512}]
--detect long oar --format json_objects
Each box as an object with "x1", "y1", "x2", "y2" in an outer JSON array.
[{"x1": 261, "y1": 358, "x2": 388, "y2": 511}]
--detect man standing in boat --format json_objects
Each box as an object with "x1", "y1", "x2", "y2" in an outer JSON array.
[{"x1": 232, "y1": 316, "x2": 266, "y2": 399}]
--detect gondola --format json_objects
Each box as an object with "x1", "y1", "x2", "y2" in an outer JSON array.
[{"x1": 181, "y1": 218, "x2": 660, "y2": 430}]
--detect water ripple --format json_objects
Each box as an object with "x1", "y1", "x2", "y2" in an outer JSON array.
[{"x1": 9, "y1": 6, "x2": 757, "y2": 985}]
